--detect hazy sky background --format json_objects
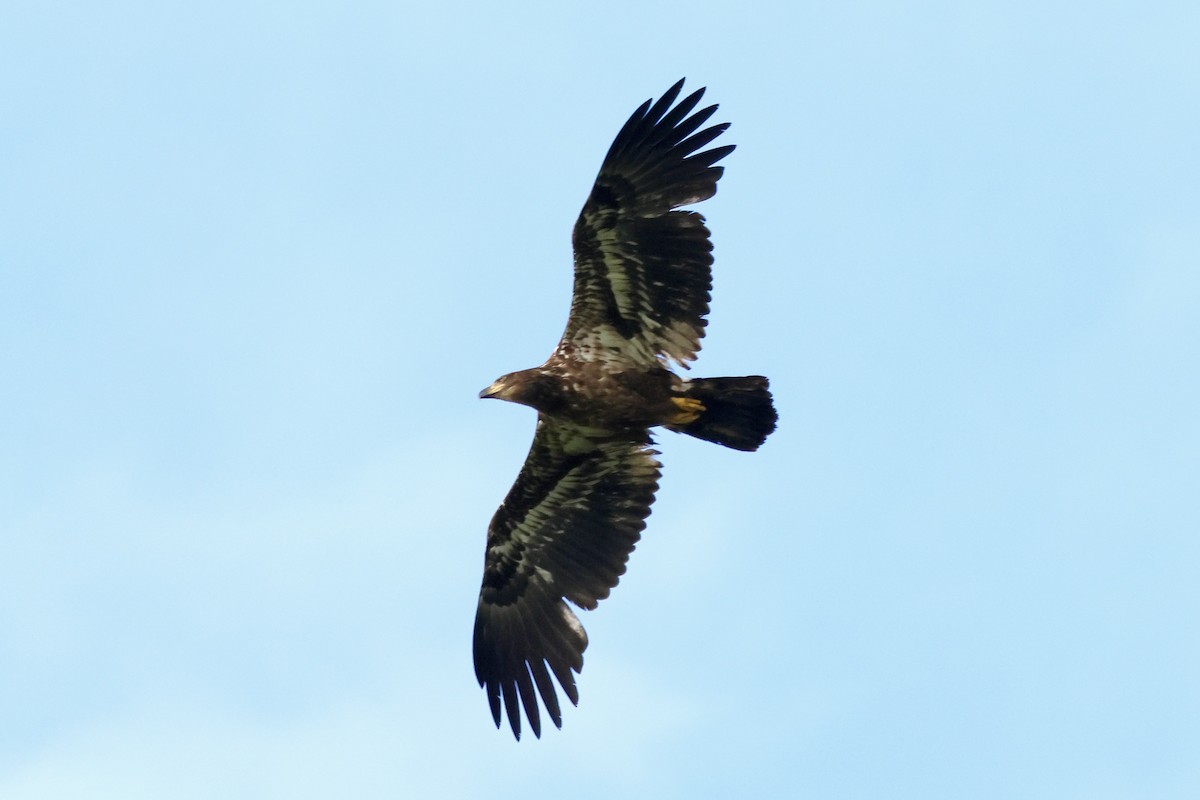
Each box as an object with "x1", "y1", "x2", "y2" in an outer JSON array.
[{"x1": 3, "y1": 1, "x2": 1198, "y2": 797}]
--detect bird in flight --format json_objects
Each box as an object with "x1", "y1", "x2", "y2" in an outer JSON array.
[{"x1": 474, "y1": 79, "x2": 777, "y2": 739}]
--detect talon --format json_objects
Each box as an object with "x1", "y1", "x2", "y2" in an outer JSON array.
[{"x1": 669, "y1": 396, "x2": 706, "y2": 425}]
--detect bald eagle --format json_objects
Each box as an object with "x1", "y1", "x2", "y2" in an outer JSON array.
[{"x1": 474, "y1": 79, "x2": 777, "y2": 739}]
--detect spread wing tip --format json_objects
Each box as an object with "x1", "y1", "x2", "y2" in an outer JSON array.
[
  {"x1": 602, "y1": 79, "x2": 733, "y2": 184},
  {"x1": 479, "y1": 654, "x2": 580, "y2": 740}
]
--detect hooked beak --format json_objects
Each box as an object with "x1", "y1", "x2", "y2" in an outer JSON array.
[{"x1": 479, "y1": 382, "x2": 500, "y2": 399}]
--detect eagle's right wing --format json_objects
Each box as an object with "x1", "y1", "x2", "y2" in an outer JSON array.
[
  {"x1": 473, "y1": 418, "x2": 660, "y2": 740},
  {"x1": 559, "y1": 79, "x2": 735, "y2": 370}
]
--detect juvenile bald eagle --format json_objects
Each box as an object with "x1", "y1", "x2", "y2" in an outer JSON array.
[{"x1": 475, "y1": 79, "x2": 777, "y2": 739}]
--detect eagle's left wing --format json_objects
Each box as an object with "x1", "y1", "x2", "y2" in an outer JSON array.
[
  {"x1": 473, "y1": 418, "x2": 661, "y2": 739},
  {"x1": 558, "y1": 79, "x2": 735, "y2": 369}
]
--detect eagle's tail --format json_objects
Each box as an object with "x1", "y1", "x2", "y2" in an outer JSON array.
[{"x1": 667, "y1": 376, "x2": 777, "y2": 452}]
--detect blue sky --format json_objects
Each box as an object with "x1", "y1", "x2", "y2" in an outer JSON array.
[{"x1": 3, "y1": 1, "x2": 1198, "y2": 797}]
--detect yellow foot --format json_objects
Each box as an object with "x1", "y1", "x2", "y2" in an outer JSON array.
[{"x1": 669, "y1": 396, "x2": 706, "y2": 425}]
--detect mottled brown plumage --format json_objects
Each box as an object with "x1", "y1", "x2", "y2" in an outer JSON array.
[{"x1": 475, "y1": 79, "x2": 777, "y2": 739}]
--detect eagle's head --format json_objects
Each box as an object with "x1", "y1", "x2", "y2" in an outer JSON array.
[
  {"x1": 478, "y1": 369, "x2": 559, "y2": 412},
  {"x1": 478, "y1": 374, "x2": 518, "y2": 402}
]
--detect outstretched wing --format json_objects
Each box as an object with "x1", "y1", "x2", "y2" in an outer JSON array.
[
  {"x1": 560, "y1": 78, "x2": 735, "y2": 369},
  {"x1": 473, "y1": 419, "x2": 661, "y2": 739}
]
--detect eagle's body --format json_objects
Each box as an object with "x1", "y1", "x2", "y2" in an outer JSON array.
[
  {"x1": 474, "y1": 80, "x2": 777, "y2": 739},
  {"x1": 482, "y1": 364, "x2": 680, "y2": 433}
]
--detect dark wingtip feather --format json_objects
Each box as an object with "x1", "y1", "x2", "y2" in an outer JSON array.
[
  {"x1": 516, "y1": 665, "x2": 542, "y2": 739},
  {"x1": 486, "y1": 679, "x2": 502, "y2": 728},
  {"x1": 679, "y1": 123, "x2": 732, "y2": 157},
  {"x1": 502, "y1": 680, "x2": 522, "y2": 739},
  {"x1": 530, "y1": 659, "x2": 563, "y2": 729},
  {"x1": 690, "y1": 143, "x2": 736, "y2": 170},
  {"x1": 644, "y1": 78, "x2": 686, "y2": 124}
]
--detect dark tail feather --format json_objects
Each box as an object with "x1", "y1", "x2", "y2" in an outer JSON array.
[{"x1": 668, "y1": 376, "x2": 777, "y2": 452}]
